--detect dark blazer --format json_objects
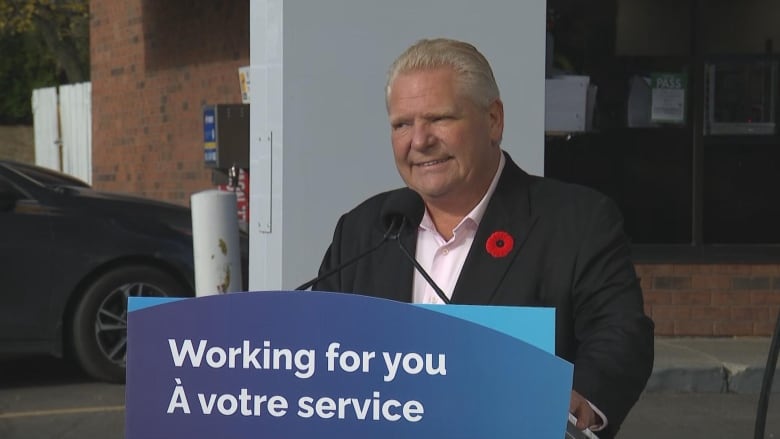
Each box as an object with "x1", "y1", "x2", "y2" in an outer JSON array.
[{"x1": 315, "y1": 153, "x2": 654, "y2": 438}]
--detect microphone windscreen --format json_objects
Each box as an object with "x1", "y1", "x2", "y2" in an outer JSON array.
[{"x1": 380, "y1": 188, "x2": 425, "y2": 230}]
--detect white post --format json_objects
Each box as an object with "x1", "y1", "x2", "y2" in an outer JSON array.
[{"x1": 191, "y1": 190, "x2": 243, "y2": 296}]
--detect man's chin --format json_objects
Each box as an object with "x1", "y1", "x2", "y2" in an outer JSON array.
[{"x1": 410, "y1": 187, "x2": 456, "y2": 204}]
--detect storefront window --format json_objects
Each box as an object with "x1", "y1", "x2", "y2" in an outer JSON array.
[
  {"x1": 545, "y1": 0, "x2": 780, "y2": 253},
  {"x1": 705, "y1": 60, "x2": 777, "y2": 135}
]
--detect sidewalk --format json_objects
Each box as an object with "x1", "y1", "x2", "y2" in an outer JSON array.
[{"x1": 648, "y1": 337, "x2": 779, "y2": 394}]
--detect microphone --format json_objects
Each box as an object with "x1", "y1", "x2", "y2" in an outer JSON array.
[
  {"x1": 381, "y1": 187, "x2": 425, "y2": 238},
  {"x1": 294, "y1": 190, "x2": 412, "y2": 291}
]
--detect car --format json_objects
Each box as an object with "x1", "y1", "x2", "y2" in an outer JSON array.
[{"x1": 0, "y1": 160, "x2": 248, "y2": 383}]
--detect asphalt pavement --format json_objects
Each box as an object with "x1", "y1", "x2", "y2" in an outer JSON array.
[{"x1": 620, "y1": 336, "x2": 780, "y2": 439}]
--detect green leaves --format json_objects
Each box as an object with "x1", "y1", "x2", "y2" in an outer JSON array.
[
  {"x1": 0, "y1": 0, "x2": 89, "y2": 123},
  {"x1": 0, "y1": 32, "x2": 57, "y2": 124}
]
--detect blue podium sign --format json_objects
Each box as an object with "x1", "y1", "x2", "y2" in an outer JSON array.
[{"x1": 127, "y1": 291, "x2": 573, "y2": 438}]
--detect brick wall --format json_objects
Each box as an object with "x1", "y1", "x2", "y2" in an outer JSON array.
[
  {"x1": 637, "y1": 264, "x2": 780, "y2": 336},
  {"x1": 90, "y1": 0, "x2": 249, "y2": 205},
  {"x1": 0, "y1": 125, "x2": 34, "y2": 164}
]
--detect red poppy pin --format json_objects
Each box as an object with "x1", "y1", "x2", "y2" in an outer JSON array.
[{"x1": 485, "y1": 230, "x2": 514, "y2": 258}]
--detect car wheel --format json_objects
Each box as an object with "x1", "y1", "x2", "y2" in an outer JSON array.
[{"x1": 71, "y1": 265, "x2": 190, "y2": 383}]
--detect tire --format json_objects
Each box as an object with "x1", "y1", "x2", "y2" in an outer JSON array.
[{"x1": 71, "y1": 265, "x2": 190, "y2": 383}]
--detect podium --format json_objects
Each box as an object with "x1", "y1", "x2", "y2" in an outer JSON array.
[{"x1": 126, "y1": 291, "x2": 574, "y2": 438}]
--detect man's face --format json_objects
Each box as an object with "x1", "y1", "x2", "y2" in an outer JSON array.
[{"x1": 387, "y1": 67, "x2": 503, "y2": 207}]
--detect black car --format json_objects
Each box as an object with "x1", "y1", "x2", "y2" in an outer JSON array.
[{"x1": 0, "y1": 160, "x2": 245, "y2": 383}]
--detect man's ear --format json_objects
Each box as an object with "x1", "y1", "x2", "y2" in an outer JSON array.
[{"x1": 488, "y1": 98, "x2": 504, "y2": 147}]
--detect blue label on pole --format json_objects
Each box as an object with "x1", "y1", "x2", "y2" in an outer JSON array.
[
  {"x1": 203, "y1": 106, "x2": 216, "y2": 143},
  {"x1": 203, "y1": 106, "x2": 217, "y2": 164},
  {"x1": 127, "y1": 292, "x2": 572, "y2": 438}
]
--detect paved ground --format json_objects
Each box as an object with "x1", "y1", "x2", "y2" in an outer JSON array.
[
  {"x1": 621, "y1": 392, "x2": 779, "y2": 439},
  {"x1": 0, "y1": 355, "x2": 123, "y2": 439},
  {"x1": 619, "y1": 336, "x2": 780, "y2": 439},
  {"x1": 0, "y1": 382, "x2": 124, "y2": 439},
  {"x1": 650, "y1": 337, "x2": 780, "y2": 394}
]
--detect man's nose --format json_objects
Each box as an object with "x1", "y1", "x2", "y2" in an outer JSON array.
[{"x1": 410, "y1": 122, "x2": 434, "y2": 150}]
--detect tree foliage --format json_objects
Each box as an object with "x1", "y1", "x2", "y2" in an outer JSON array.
[
  {"x1": 0, "y1": 32, "x2": 58, "y2": 124},
  {"x1": 0, "y1": 0, "x2": 89, "y2": 123},
  {"x1": 0, "y1": 0, "x2": 89, "y2": 83}
]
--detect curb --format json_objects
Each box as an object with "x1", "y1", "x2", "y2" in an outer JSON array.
[{"x1": 647, "y1": 337, "x2": 779, "y2": 394}]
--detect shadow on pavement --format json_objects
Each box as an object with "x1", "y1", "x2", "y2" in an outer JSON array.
[{"x1": 0, "y1": 354, "x2": 91, "y2": 388}]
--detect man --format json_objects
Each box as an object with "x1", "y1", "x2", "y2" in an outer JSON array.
[{"x1": 315, "y1": 38, "x2": 653, "y2": 438}]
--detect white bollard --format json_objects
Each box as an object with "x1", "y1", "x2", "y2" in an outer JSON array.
[{"x1": 191, "y1": 190, "x2": 243, "y2": 296}]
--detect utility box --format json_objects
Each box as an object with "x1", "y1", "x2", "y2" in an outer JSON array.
[{"x1": 203, "y1": 104, "x2": 249, "y2": 169}]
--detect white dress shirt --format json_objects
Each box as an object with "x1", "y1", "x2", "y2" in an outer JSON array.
[{"x1": 412, "y1": 153, "x2": 505, "y2": 304}]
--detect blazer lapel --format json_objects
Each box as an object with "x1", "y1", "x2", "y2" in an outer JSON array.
[{"x1": 450, "y1": 156, "x2": 539, "y2": 304}]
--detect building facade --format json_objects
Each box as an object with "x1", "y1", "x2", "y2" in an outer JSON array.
[
  {"x1": 89, "y1": 0, "x2": 780, "y2": 336},
  {"x1": 545, "y1": 0, "x2": 780, "y2": 336}
]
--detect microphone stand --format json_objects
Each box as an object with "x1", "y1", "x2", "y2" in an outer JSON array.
[
  {"x1": 296, "y1": 213, "x2": 450, "y2": 306},
  {"x1": 295, "y1": 217, "x2": 401, "y2": 291},
  {"x1": 396, "y1": 240, "x2": 451, "y2": 304},
  {"x1": 753, "y1": 309, "x2": 780, "y2": 439},
  {"x1": 392, "y1": 218, "x2": 451, "y2": 305}
]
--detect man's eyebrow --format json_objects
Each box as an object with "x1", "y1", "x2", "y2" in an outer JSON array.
[
  {"x1": 389, "y1": 114, "x2": 411, "y2": 125},
  {"x1": 389, "y1": 105, "x2": 460, "y2": 123},
  {"x1": 421, "y1": 107, "x2": 460, "y2": 119}
]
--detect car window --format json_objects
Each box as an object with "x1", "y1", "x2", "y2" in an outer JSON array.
[{"x1": 0, "y1": 175, "x2": 28, "y2": 205}]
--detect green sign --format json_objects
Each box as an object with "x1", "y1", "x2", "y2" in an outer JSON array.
[{"x1": 650, "y1": 73, "x2": 686, "y2": 124}]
